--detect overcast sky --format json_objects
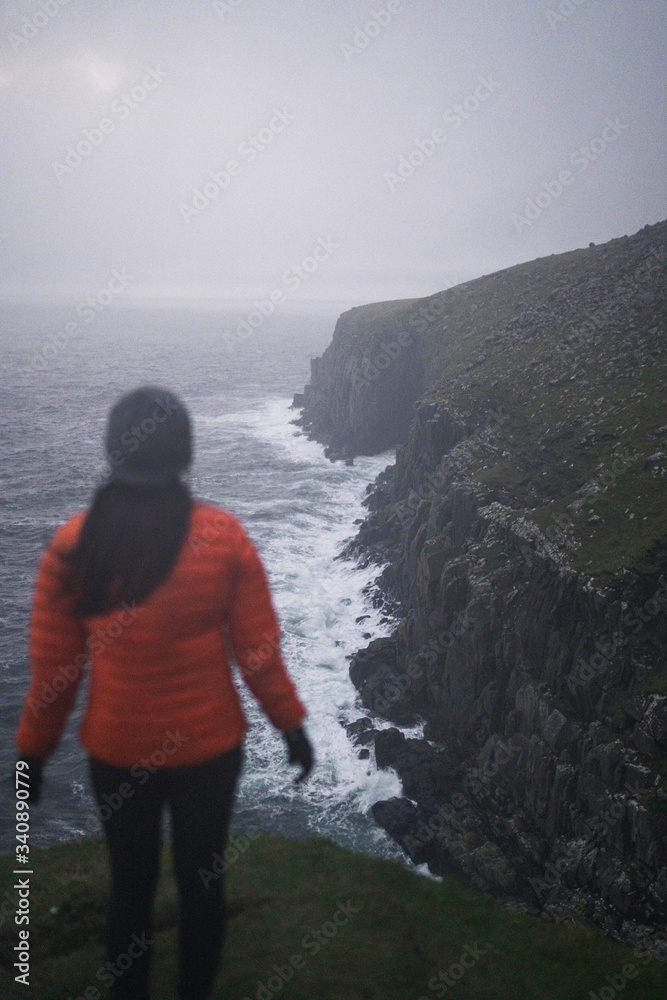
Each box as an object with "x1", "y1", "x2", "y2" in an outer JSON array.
[{"x1": 0, "y1": 0, "x2": 665, "y2": 307}]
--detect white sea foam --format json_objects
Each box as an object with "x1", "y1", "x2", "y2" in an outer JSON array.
[{"x1": 197, "y1": 396, "x2": 409, "y2": 857}]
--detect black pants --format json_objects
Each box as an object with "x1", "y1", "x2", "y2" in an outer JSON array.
[{"x1": 88, "y1": 745, "x2": 244, "y2": 1000}]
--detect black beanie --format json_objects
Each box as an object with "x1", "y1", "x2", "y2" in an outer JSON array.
[{"x1": 105, "y1": 386, "x2": 192, "y2": 486}]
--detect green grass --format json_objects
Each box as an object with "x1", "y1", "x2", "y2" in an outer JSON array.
[
  {"x1": 639, "y1": 667, "x2": 667, "y2": 696},
  {"x1": 1, "y1": 834, "x2": 666, "y2": 999},
  {"x1": 476, "y1": 540, "x2": 509, "y2": 573},
  {"x1": 361, "y1": 225, "x2": 667, "y2": 579}
]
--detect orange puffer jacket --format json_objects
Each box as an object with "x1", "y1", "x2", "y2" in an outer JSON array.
[{"x1": 16, "y1": 501, "x2": 307, "y2": 768}]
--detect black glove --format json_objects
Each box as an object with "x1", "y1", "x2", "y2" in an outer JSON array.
[
  {"x1": 283, "y1": 727, "x2": 314, "y2": 784},
  {"x1": 16, "y1": 757, "x2": 44, "y2": 806}
]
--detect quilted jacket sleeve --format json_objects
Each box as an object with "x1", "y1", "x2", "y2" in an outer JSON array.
[
  {"x1": 227, "y1": 524, "x2": 306, "y2": 732},
  {"x1": 15, "y1": 521, "x2": 88, "y2": 760}
]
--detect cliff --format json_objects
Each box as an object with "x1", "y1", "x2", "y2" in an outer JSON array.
[
  {"x1": 293, "y1": 297, "x2": 424, "y2": 459},
  {"x1": 294, "y1": 221, "x2": 667, "y2": 946}
]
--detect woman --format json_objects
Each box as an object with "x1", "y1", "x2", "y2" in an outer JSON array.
[{"x1": 15, "y1": 385, "x2": 314, "y2": 1000}]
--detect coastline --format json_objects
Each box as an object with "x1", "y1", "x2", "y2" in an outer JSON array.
[{"x1": 294, "y1": 220, "x2": 667, "y2": 951}]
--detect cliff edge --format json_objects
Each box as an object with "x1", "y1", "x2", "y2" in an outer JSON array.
[{"x1": 294, "y1": 221, "x2": 667, "y2": 946}]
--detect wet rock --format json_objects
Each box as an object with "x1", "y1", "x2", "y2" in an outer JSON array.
[
  {"x1": 344, "y1": 716, "x2": 373, "y2": 737},
  {"x1": 349, "y1": 639, "x2": 415, "y2": 723},
  {"x1": 371, "y1": 797, "x2": 419, "y2": 839},
  {"x1": 300, "y1": 221, "x2": 667, "y2": 946},
  {"x1": 354, "y1": 728, "x2": 380, "y2": 747},
  {"x1": 374, "y1": 729, "x2": 459, "y2": 806}
]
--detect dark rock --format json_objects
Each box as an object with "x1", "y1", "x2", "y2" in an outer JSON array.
[
  {"x1": 355, "y1": 728, "x2": 380, "y2": 747},
  {"x1": 375, "y1": 729, "x2": 459, "y2": 806},
  {"x1": 299, "y1": 220, "x2": 667, "y2": 947},
  {"x1": 374, "y1": 727, "x2": 405, "y2": 768},
  {"x1": 344, "y1": 716, "x2": 373, "y2": 737},
  {"x1": 349, "y1": 639, "x2": 415, "y2": 723},
  {"x1": 371, "y1": 797, "x2": 419, "y2": 838}
]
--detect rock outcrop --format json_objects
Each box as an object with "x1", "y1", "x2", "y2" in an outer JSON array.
[
  {"x1": 297, "y1": 221, "x2": 667, "y2": 950},
  {"x1": 294, "y1": 299, "x2": 425, "y2": 459}
]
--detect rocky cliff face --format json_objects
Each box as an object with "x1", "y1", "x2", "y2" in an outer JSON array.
[
  {"x1": 293, "y1": 298, "x2": 426, "y2": 459},
  {"x1": 295, "y1": 221, "x2": 667, "y2": 951}
]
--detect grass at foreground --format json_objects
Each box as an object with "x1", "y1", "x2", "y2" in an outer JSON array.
[{"x1": 1, "y1": 836, "x2": 667, "y2": 999}]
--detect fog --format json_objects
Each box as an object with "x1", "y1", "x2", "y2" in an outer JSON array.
[{"x1": 0, "y1": 0, "x2": 665, "y2": 307}]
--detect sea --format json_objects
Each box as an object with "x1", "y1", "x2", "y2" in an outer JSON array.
[{"x1": 0, "y1": 300, "x2": 422, "y2": 869}]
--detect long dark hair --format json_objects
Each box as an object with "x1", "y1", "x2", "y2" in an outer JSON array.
[{"x1": 60, "y1": 478, "x2": 193, "y2": 616}]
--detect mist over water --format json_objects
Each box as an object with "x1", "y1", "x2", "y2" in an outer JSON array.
[{"x1": 0, "y1": 302, "x2": 417, "y2": 867}]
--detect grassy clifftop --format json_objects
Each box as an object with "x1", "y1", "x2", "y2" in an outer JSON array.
[
  {"x1": 415, "y1": 223, "x2": 667, "y2": 581},
  {"x1": 1, "y1": 834, "x2": 666, "y2": 999},
  {"x1": 299, "y1": 221, "x2": 666, "y2": 580}
]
